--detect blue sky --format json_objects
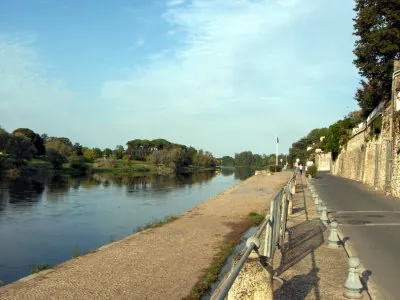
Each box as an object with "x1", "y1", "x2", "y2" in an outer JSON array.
[{"x1": 0, "y1": 0, "x2": 359, "y2": 157}]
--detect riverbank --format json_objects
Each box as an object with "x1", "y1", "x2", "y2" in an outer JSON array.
[
  {"x1": 0, "y1": 157, "x2": 219, "y2": 178},
  {"x1": 0, "y1": 171, "x2": 290, "y2": 299}
]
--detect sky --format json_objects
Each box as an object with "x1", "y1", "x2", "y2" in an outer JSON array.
[{"x1": 0, "y1": 0, "x2": 360, "y2": 157}]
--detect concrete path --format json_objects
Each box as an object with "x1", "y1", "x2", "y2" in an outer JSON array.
[
  {"x1": 272, "y1": 174, "x2": 352, "y2": 300},
  {"x1": 0, "y1": 172, "x2": 290, "y2": 300},
  {"x1": 315, "y1": 172, "x2": 400, "y2": 300}
]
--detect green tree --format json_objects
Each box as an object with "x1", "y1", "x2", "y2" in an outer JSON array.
[
  {"x1": 353, "y1": 0, "x2": 400, "y2": 115},
  {"x1": 12, "y1": 128, "x2": 46, "y2": 156},
  {"x1": 7, "y1": 135, "x2": 36, "y2": 162},
  {"x1": 45, "y1": 138, "x2": 74, "y2": 157},
  {"x1": 0, "y1": 127, "x2": 10, "y2": 152},
  {"x1": 46, "y1": 148, "x2": 66, "y2": 169},
  {"x1": 83, "y1": 148, "x2": 97, "y2": 162},
  {"x1": 113, "y1": 145, "x2": 125, "y2": 159},
  {"x1": 92, "y1": 148, "x2": 103, "y2": 158},
  {"x1": 221, "y1": 156, "x2": 235, "y2": 167},
  {"x1": 103, "y1": 148, "x2": 112, "y2": 158},
  {"x1": 73, "y1": 143, "x2": 83, "y2": 156}
]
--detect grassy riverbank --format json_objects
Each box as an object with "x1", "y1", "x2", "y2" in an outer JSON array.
[{"x1": 1, "y1": 156, "x2": 217, "y2": 179}]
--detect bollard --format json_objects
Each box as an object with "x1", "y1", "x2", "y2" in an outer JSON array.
[
  {"x1": 317, "y1": 200, "x2": 324, "y2": 213},
  {"x1": 344, "y1": 257, "x2": 363, "y2": 299},
  {"x1": 328, "y1": 221, "x2": 340, "y2": 248},
  {"x1": 320, "y1": 205, "x2": 329, "y2": 225},
  {"x1": 314, "y1": 195, "x2": 320, "y2": 207}
]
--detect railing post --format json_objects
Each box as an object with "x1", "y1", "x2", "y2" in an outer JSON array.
[
  {"x1": 264, "y1": 216, "x2": 272, "y2": 258},
  {"x1": 287, "y1": 189, "x2": 293, "y2": 216},
  {"x1": 291, "y1": 179, "x2": 296, "y2": 195}
]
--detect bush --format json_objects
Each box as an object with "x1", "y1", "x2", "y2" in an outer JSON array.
[
  {"x1": 6, "y1": 168, "x2": 22, "y2": 179},
  {"x1": 306, "y1": 165, "x2": 317, "y2": 178},
  {"x1": 69, "y1": 156, "x2": 88, "y2": 174},
  {"x1": 47, "y1": 148, "x2": 66, "y2": 169},
  {"x1": 248, "y1": 212, "x2": 264, "y2": 226},
  {"x1": 31, "y1": 264, "x2": 52, "y2": 274},
  {"x1": 269, "y1": 165, "x2": 282, "y2": 172}
]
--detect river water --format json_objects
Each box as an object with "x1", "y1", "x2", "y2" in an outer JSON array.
[{"x1": 0, "y1": 167, "x2": 254, "y2": 285}]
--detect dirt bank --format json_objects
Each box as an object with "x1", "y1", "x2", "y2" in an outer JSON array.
[{"x1": 0, "y1": 172, "x2": 291, "y2": 300}]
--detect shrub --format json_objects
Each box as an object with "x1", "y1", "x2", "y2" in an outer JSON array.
[
  {"x1": 69, "y1": 156, "x2": 89, "y2": 175},
  {"x1": 6, "y1": 168, "x2": 22, "y2": 179},
  {"x1": 31, "y1": 264, "x2": 52, "y2": 274},
  {"x1": 47, "y1": 148, "x2": 66, "y2": 169},
  {"x1": 269, "y1": 165, "x2": 282, "y2": 172},
  {"x1": 248, "y1": 212, "x2": 264, "y2": 226},
  {"x1": 306, "y1": 165, "x2": 317, "y2": 178}
]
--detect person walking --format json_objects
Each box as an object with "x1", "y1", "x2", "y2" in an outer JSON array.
[{"x1": 299, "y1": 164, "x2": 303, "y2": 175}]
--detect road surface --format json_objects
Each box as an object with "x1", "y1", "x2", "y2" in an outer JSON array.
[{"x1": 315, "y1": 172, "x2": 400, "y2": 300}]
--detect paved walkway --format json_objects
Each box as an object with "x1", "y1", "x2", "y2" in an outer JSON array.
[
  {"x1": 0, "y1": 172, "x2": 290, "y2": 300},
  {"x1": 271, "y1": 174, "x2": 353, "y2": 299},
  {"x1": 315, "y1": 172, "x2": 400, "y2": 300}
]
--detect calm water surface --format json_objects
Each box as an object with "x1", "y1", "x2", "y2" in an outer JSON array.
[{"x1": 0, "y1": 168, "x2": 253, "y2": 284}]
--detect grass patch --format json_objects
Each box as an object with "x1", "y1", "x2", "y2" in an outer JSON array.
[
  {"x1": 133, "y1": 215, "x2": 179, "y2": 233},
  {"x1": 91, "y1": 159, "x2": 157, "y2": 175},
  {"x1": 183, "y1": 220, "x2": 253, "y2": 300},
  {"x1": 248, "y1": 211, "x2": 265, "y2": 226},
  {"x1": 31, "y1": 264, "x2": 52, "y2": 274}
]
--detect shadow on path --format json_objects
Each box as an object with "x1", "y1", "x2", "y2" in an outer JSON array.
[{"x1": 274, "y1": 175, "x2": 324, "y2": 299}]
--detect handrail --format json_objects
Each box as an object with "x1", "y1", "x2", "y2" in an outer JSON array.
[
  {"x1": 215, "y1": 215, "x2": 270, "y2": 300},
  {"x1": 212, "y1": 171, "x2": 296, "y2": 300}
]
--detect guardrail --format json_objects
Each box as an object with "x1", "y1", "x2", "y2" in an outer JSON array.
[{"x1": 212, "y1": 171, "x2": 297, "y2": 300}]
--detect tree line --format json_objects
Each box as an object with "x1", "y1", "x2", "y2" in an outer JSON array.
[
  {"x1": 289, "y1": 111, "x2": 367, "y2": 164},
  {"x1": 0, "y1": 127, "x2": 217, "y2": 173},
  {"x1": 221, "y1": 151, "x2": 286, "y2": 169}
]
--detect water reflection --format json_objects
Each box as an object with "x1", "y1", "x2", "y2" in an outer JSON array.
[
  {"x1": 221, "y1": 168, "x2": 234, "y2": 177},
  {"x1": 234, "y1": 167, "x2": 256, "y2": 180},
  {"x1": 8, "y1": 178, "x2": 45, "y2": 203},
  {"x1": 0, "y1": 170, "x2": 240, "y2": 284}
]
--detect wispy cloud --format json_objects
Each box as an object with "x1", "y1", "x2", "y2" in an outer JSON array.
[
  {"x1": 103, "y1": 0, "x2": 312, "y2": 112},
  {"x1": 101, "y1": 0, "x2": 358, "y2": 155},
  {"x1": 0, "y1": 33, "x2": 83, "y2": 139}
]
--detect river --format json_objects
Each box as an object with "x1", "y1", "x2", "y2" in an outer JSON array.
[{"x1": 0, "y1": 167, "x2": 254, "y2": 285}]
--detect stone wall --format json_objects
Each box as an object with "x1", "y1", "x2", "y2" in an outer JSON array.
[
  {"x1": 315, "y1": 153, "x2": 331, "y2": 171},
  {"x1": 330, "y1": 102, "x2": 398, "y2": 196},
  {"x1": 318, "y1": 61, "x2": 400, "y2": 197},
  {"x1": 391, "y1": 115, "x2": 400, "y2": 197}
]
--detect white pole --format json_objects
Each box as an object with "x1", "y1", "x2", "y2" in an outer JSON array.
[{"x1": 276, "y1": 138, "x2": 278, "y2": 166}]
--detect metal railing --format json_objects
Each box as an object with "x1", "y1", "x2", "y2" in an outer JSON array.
[{"x1": 212, "y1": 171, "x2": 297, "y2": 300}]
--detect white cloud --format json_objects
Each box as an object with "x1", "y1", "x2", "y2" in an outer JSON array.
[
  {"x1": 101, "y1": 0, "x2": 358, "y2": 155},
  {"x1": 0, "y1": 35, "x2": 72, "y2": 111},
  {"x1": 102, "y1": 0, "x2": 317, "y2": 115},
  {"x1": 0, "y1": 34, "x2": 86, "y2": 140}
]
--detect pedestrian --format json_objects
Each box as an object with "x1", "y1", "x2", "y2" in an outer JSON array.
[{"x1": 299, "y1": 164, "x2": 303, "y2": 175}]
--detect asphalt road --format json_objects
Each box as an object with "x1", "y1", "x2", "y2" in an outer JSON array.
[{"x1": 314, "y1": 172, "x2": 400, "y2": 300}]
